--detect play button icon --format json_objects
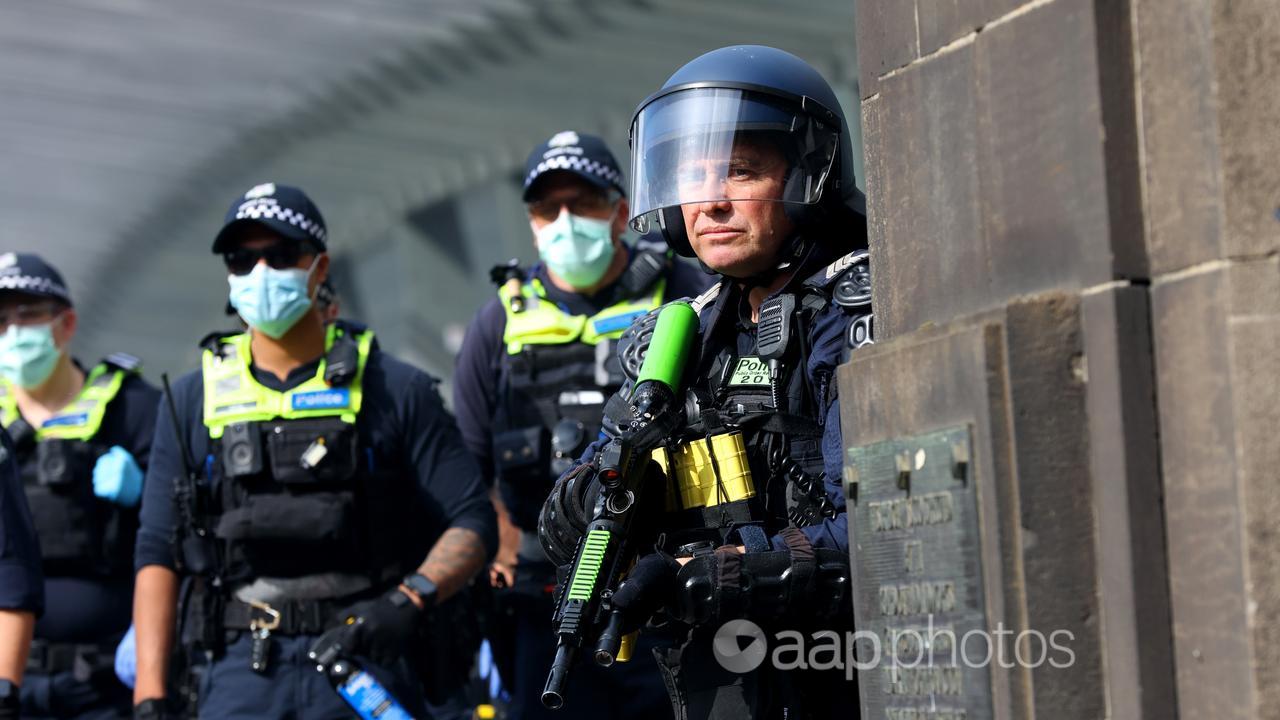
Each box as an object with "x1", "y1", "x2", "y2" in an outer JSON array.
[{"x1": 713, "y1": 619, "x2": 768, "y2": 674}]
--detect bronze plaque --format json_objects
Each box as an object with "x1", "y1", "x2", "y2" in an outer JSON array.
[{"x1": 846, "y1": 425, "x2": 993, "y2": 720}]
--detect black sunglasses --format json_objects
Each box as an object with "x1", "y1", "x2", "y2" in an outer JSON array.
[{"x1": 222, "y1": 241, "x2": 314, "y2": 276}]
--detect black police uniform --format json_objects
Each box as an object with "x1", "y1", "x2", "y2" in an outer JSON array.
[
  {"x1": 0, "y1": 426, "x2": 42, "y2": 615},
  {"x1": 539, "y1": 46, "x2": 870, "y2": 720},
  {"x1": 0, "y1": 425, "x2": 44, "y2": 717},
  {"x1": 454, "y1": 254, "x2": 707, "y2": 720},
  {"x1": 0, "y1": 254, "x2": 161, "y2": 720},
  {"x1": 16, "y1": 361, "x2": 158, "y2": 720},
  {"x1": 136, "y1": 184, "x2": 496, "y2": 719},
  {"x1": 654, "y1": 247, "x2": 866, "y2": 720},
  {"x1": 453, "y1": 131, "x2": 709, "y2": 720},
  {"x1": 135, "y1": 330, "x2": 496, "y2": 718}
]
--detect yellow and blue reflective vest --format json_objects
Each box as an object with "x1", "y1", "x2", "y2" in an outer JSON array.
[
  {"x1": 0, "y1": 361, "x2": 131, "y2": 440},
  {"x1": 499, "y1": 276, "x2": 665, "y2": 355},
  {"x1": 1, "y1": 357, "x2": 138, "y2": 576},
  {"x1": 201, "y1": 323, "x2": 373, "y2": 437},
  {"x1": 491, "y1": 271, "x2": 666, "y2": 530},
  {"x1": 197, "y1": 323, "x2": 407, "y2": 585}
]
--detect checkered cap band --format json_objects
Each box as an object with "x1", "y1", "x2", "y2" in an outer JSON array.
[
  {"x1": 525, "y1": 155, "x2": 624, "y2": 191},
  {"x1": 234, "y1": 199, "x2": 328, "y2": 244},
  {"x1": 0, "y1": 275, "x2": 71, "y2": 304}
]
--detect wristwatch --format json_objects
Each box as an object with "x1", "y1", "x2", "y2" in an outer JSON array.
[
  {"x1": 133, "y1": 698, "x2": 167, "y2": 720},
  {"x1": 0, "y1": 679, "x2": 19, "y2": 710},
  {"x1": 401, "y1": 572, "x2": 439, "y2": 609}
]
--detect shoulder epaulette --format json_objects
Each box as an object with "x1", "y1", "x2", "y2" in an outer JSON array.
[
  {"x1": 690, "y1": 281, "x2": 723, "y2": 314},
  {"x1": 102, "y1": 352, "x2": 141, "y2": 373},
  {"x1": 198, "y1": 329, "x2": 243, "y2": 357},
  {"x1": 488, "y1": 259, "x2": 526, "y2": 289},
  {"x1": 804, "y1": 249, "x2": 869, "y2": 289}
]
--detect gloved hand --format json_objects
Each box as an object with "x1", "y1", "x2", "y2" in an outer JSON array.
[
  {"x1": 670, "y1": 542, "x2": 854, "y2": 627},
  {"x1": 609, "y1": 550, "x2": 680, "y2": 634},
  {"x1": 132, "y1": 698, "x2": 167, "y2": 720},
  {"x1": 618, "y1": 380, "x2": 684, "y2": 453},
  {"x1": 115, "y1": 624, "x2": 137, "y2": 689},
  {"x1": 538, "y1": 463, "x2": 603, "y2": 566},
  {"x1": 599, "y1": 381, "x2": 635, "y2": 440},
  {"x1": 93, "y1": 446, "x2": 143, "y2": 507},
  {"x1": 308, "y1": 587, "x2": 423, "y2": 671}
]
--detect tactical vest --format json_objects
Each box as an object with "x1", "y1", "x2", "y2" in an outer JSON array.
[
  {"x1": 493, "y1": 272, "x2": 666, "y2": 529},
  {"x1": 199, "y1": 323, "x2": 410, "y2": 587},
  {"x1": 2, "y1": 358, "x2": 138, "y2": 578},
  {"x1": 658, "y1": 250, "x2": 873, "y2": 551}
]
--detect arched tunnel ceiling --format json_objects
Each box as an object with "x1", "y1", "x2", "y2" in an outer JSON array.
[{"x1": 0, "y1": 0, "x2": 857, "y2": 379}]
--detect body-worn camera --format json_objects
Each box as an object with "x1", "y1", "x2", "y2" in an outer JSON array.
[
  {"x1": 36, "y1": 439, "x2": 96, "y2": 489},
  {"x1": 221, "y1": 421, "x2": 263, "y2": 479}
]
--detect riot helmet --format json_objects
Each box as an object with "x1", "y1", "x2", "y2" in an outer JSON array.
[{"x1": 629, "y1": 45, "x2": 862, "y2": 260}]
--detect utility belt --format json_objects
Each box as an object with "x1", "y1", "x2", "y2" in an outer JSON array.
[
  {"x1": 26, "y1": 639, "x2": 116, "y2": 680},
  {"x1": 221, "y1": 597, "x2": 348, "y2": 637}
]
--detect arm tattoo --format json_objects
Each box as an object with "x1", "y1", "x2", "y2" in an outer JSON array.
[{"x1": 418, "y1": 527, "x2": 487, "y2": 602}]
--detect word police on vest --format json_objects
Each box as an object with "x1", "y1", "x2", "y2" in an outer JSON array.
[{"x1": 291, "y1": 388, "x2": 351, "y2": 411}]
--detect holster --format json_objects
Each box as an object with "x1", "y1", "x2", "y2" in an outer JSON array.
[
  {"x1": 25, "y1": 639, "x2": 117, "y2": 686},
  {"x1": 493, "y1": 426, "x2": 552, "y2": 529}
]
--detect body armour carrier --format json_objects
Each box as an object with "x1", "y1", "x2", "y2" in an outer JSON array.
[
  {"x1": 657, "y1": 250, "x2": 872, "y2": 551},
  {"x1": 198, "y1": 323, "x2": 408, "y2": 586},
  {"x1": 492, "y1": 255, "x2": 667, "y2": 529},
  {"x1": 1, "y1": 356, "x2": 140, "y2": 578}
]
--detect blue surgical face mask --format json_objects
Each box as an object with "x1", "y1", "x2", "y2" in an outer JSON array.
[
  {"x1": 227, "y1": 257, "x2": 318, "y2": 339},
  {"x1": 533, "y1": 207, "x2": 618, "y2": 289},
  {"x1": 0, "y1": 322, "x2": 61, "y2": 389}
]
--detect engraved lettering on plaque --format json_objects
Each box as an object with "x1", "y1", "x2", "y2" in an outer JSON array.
[
  {"x1": 904, "y1": 541, "x2": 924, "y2": 574},
  {"x1": 849, "y1": 426, "x2": 991, "y2": 720}
]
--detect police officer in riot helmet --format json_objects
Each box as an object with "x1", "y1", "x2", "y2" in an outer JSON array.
[
  {"x1": 453, "y1": 131, "x2": 707, "y2": 719},
  {"x1": 131, "y1": 183, "x2": 496, "y2": 718},
  {"x1": 0, "y1": 425, "x2": 45, "y2": 720},
  {"x1": 540, "y1": 46, "x2": 869, "y2": 719},
  {"x1": 0, "y1": 254, "x2": 161, "y2": 720}
]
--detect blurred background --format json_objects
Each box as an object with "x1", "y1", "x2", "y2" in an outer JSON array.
[{"x1": 0, "y1": 0, "x2": 861, "y2": 389}]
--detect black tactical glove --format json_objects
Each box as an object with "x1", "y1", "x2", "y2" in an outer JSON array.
[
  {"x1": 599, "y1": 381, "x2": 635, "y2": 440},
  {"x1": 538, "y1": 462, "x2": 603, "y2": 566},
  {"x1": 132, "y1": 698, "x2": 167, "y2": 720},
  {"x1": 671, "y1": 533, "x2": 852, "y2": 627},
  {"x1": 601, "y1": 379, "x2": 685, "y2": 455},
  {"x1": 308, "y1": 587, "x2": 424, "y2": 671},
  {"x1": 609, "y1": 550, "x2": 681, "y2": 634}
]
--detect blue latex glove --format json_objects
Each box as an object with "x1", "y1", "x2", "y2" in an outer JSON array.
[
  {"x1": 115, "y1": 623, "x2": 137, "y2": 689},
  {"x1": 478, "y1": 639, "x2": 508, "y2": 703},
  {"x1": 92, "y1": 445, "x2": 143, "y2": 507}
]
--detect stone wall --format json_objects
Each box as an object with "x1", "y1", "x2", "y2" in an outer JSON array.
[{"x1": 843, "y1": 0, "x2": 1278, "y2": 717}]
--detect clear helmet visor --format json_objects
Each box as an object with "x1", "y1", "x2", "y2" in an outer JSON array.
[{"x1": 629, "y1": 87, "x2": 839, "y2": 233}]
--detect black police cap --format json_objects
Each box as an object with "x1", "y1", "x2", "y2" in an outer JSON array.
[
  {"x1": 0, "y1": 253, "x2": 72, "y2": 306},
  {"x1": 522, "y1": 131, "x2": 625, "y2": 201},
  {"x1": 213, "y1": 183, "x2": 328, "y2": 253}
]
